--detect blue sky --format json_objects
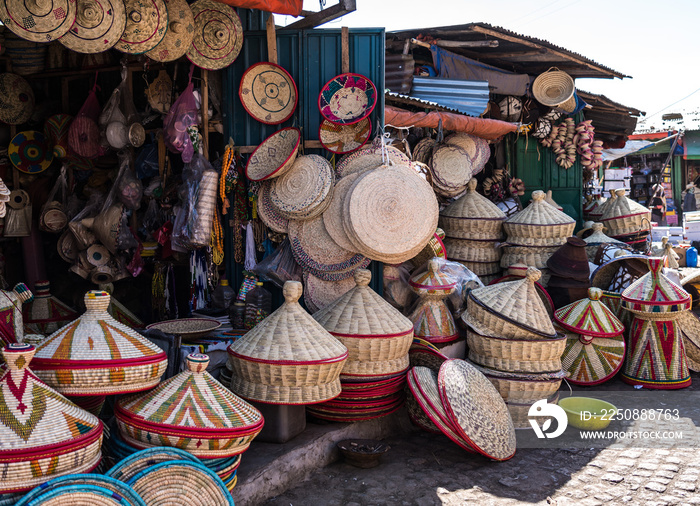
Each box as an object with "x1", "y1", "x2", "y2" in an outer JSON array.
[{"x1": 276, "y1": 0, "x2": 700, "y2": 121}]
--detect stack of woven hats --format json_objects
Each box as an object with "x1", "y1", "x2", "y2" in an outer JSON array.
[
  {"x1": 439, "y1": 179, "x2": 506, "y2": 283},
  {"x1": 227, "y1": 281, "x2": 348, "y2": 405},
  {"x1": 115, "y1": 353, "x2": 263, "y2": 489},
  {"x1": 0, "y1": 343, "x2": 104, "y2": 495},
  {"x1": 501, "y1": 190, "x2": 575, "y2": 285},
  {"x1": 307, "y1": 269, "x2": 413, "y2": 421},
  {"x1": 462, "y1": 268, "x2": 567, "y2": 428},
  {"x1": 600, "y1": 189, "x2": 651, "y2": 248},
  {"x1": 546, "y1": 237, "x2": 592, "y2": 309}
]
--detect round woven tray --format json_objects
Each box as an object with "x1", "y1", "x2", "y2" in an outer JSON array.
[
  {"x1": 318, "y1": 73, "x2": 377, "y2": 125},
  {"x1": 335, "y1": 144, "x2": 410, "y2": 179},
  {"x1": 319, "y1": 118, "x2": 371, "y2": 154},
  {"x1": 443, "y1": 133, "x2": 490, "y2": 174},
  {"x1": 245, "y1": 127, "x2": 300, "y2": 181},
  {"x1": 303, "y1": 271, "x2": 358, "y2": 313},
  {"x1": 323, "y1": 172, "x2": 362, "y2": 252},
  {"x1": 186, "y1": 0, "x2": 243, "y2": 71},
  {"x1": 405, "y1": 384, "x2": 441, "y2": 434},
  {"x1": 239, "y1": 62, "x2": 298, "y2": 125},
  {"x1": 106, "y1": 447, "x2": 199, "y2": 483},
  {"x1": 257, "y1": 180, "x2": 289, "y2": 233},
  {"x1": 146, "y1": 318, "x2": 221, "y2": 339},
  {"x1": 429, "y1": 144, "x2": 473, "y2": 190},
  {"x1": 114, "y1": 0, "x2": 168, "y2": 54},
  {"x1": 271, "y1": 154, "x2": 334, "y2": 220},
  {"x1": 16, "y1": 474, "x2": 145, "y2": 506},
  {"x1": 411, "y1": 137, "x2": 436, "y2": 165}
]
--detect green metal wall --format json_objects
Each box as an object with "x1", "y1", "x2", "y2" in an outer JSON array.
[{"x1": 221, "y1": 26, "x2": 386, "y2": 294}]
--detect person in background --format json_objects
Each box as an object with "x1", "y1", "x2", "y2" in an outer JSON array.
[
  {"x1": 684, "y1": 183, "x2": 697, "y2": 213},
  {"x1": 650, "y1": 182, "x2": 667, "y2": 225}
]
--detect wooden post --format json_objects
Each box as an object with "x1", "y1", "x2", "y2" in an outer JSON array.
[
  {"x1": 341, "y1": 26, "x2": 350, "y2": 74},
  {"x1": 202, "y1": 69, "x2": 209, "y2": 160},
  {"x1": 266, "y1": 15, "x2": 278, "y2": 65}
]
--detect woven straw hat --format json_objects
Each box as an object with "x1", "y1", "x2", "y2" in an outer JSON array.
[
  {"x1": 0, "y1": 0, "x2": 76, "y2": 42},
  {"x1": 532, "y1": 69, "x2": 575, "y2": 107},
  {"x1": 116, "y1": 353, "x2": 263, "y2": 458},
  {"x1": 600, "y1": 189, "x2": 652, "y2": 237},
  {"x1": 464, "y1": 267, "x2": 558, "y2": 339},
  {"x1": 288, "y1": 215, "x2": 369, "y2": 281},
  {"x1": 114, "y1": 0, "x2": 168, "y2": 54},
  {"x1": 58, "y1": 0, "x2": 127, "y2": 54},
  {"x1": 32, "y1": 290, "x2": 167, "y2": 396},
  {"x1": 9, "y1": 130, "x2": 53, "y2": 174},
  {"x1": 245, "y1": 127, "x2": 300, "y2": 181},
  {"x1": 270, "y1": 154, "x2": 334, "y2": 220},
  {"x1": 439, "y1": 179, "x2": 506, "y2": 240},
  {"x1": 246, "y1": 127, "x2": 300, "y2": 181},
  {"x1": 318, "y1": 73, "x2": 377, "y2": 125},
  {"x1": 227, "y1": 281, "x2": 348, "y2": 404},
  {"x1": 444, "y1": 133, "x2": 490, "y2": 175},
  {"x1": 342, "y1": 164, "x2": 439, "y2": 264},
  {"x1": 145, "y1": 0, "x2": 194, "y2": 62},
  {"x1": 0, "y1": 73, "x2": 34, "y2": 125},
  {"x1": 186, "y1": 0, "x2": 243, "y2": 70},
  {"x1": 335, "y1": 143, "x2": 410, "y2": 179},
  {"x1": 438, "y1": 359, "x2": 516, "y2": 460},
  {"x1": 319, "y1": 117, "x2": 371, "y2": 154},
  {"x1": 430, "y1": 144, "x2": 473, "y2": 190},
  {"x1": 0, "y1": 343, "x2": 103, "y2": 493},
  {"x1": 504, "y1": 190, "x2": 575, "y2": 246},
  {"x1": 239, "y1": 62, "x2": 298, "y2": 125},
  {"x1": 621, "y1": 257, "x2": 690, "y2": 316},
  {"x1": 256, "y1": 180, "x2": 289, "y2": 233},
  {"x1": 303, "y1": 271, "x2": 357, "y2": 314}
]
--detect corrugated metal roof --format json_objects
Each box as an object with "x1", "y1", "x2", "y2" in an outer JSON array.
[
  {"x1": 385, "y1": 90, "x2": 463, "y2": 114},
  {"x1": 408, "y1": 76, "x2": 489, "y2": 117}
]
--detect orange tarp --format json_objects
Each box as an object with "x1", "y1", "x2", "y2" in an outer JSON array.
[{"x1": 384, "y1": 105, "x2": 517, "y2": 141}]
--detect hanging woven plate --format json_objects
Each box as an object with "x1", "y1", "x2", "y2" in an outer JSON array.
[
  {"x1": 323, "y1": 172, "x2": 362, "y2": 252},
  {"x1": 0, "y1": 73, "x2": 34, "y2": 126},
  {"x1": 318, "y1": 73, "x2": 377, "y2": 125},
  {"x1": 256, "y1": 180, "x2": 289, "y2": 234},
  {"x1": 145, "y1": 0, "x2": 194, "y2": 62},
  {"x1": 239, "y1": 62, "x2": 298, "y2": 125},
  {"x1": 319, "y1": 117, "x2": 371, "y2": 154},
  {"x1": 270, "y1": 154, "x2": 334, "y2": 220},
  {"x1": 303, "y1": 271, "x2": 357, "y2": 313},
  {"x1": 186, "y1": 0, "x2": 243, "y2": 71},
  {"x1": 335, "y1": 143, "x2": 410, "y2": 179},
  {"x1": 114, "y1": 0, "x2": 167, "y2": 54},
  {"x1": 245, "y1": 127, "x2": 300, "y2": 181},
  {"x1": 58, "y1": 0, "x2": 126, "y2": 53},
  {"x1": 9, "y1": 131, "x2": 53, "y2": 174},
  {"x1": 0, "y1": 0, "x2": 77, "y2": 42}
]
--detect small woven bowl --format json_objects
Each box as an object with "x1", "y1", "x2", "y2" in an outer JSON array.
[{"x1": 336, "y1": 439, "x2": 390, "y2": 468}]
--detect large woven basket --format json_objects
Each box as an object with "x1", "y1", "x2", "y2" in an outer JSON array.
[
  {"x1": 227, "y1": 281, "x2": 348, "y2": 404},
  {"x1": 500, "y1": 245, "x2": 559, "y2": 269},
  {"x1": 532, "y1": 69, "x2": 575, "y2": 107},
  {"x1": 449, "y1": 259, "x2": 502, "y2": 276},
  {"x1": 445, "y1": 237, "x2": 501, "y2": 263},
  {"x1": 444, "y1": 133, "x2": 490, "y2": 174},
  {"x1": 438, "y1": 179, "x2": 505, "y2": 240},
  {"x1": 600, "y1": 189, "x2": 652, "y2": 237},
  {"x1": 503, "y1": 190, "x2": 575, "y2": 246},
  {"x1": 478, "y1": 366, "x2": 565, "y2": 403},
  {"x1": 465, "y1": 328, "x2": 566, "y2": 373}
]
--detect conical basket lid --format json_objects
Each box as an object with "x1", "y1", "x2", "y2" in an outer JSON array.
[
  {"x1": 583, "y1": 223, "x2": 625, "y2": 245},
  {"x1": 312, "y1": 269, "x2": 413, "y2": 337},
  {"x1": 601, "y1": 189, "x2": 651, "y2": 222},
  {"x1": 227, "y1": 281, "x2": 348, "y2": 364},
  {"x1": 32, "y1": 291, "x2": 166, "y2": 366},
  {"x1": 409, "y1": 258, "x2": 457, "y2": 294},
  {"x1": 116, "y1": 354, "x2": 264, "y2": 437},
  {"x1": 0, "y1": 343, "x2": 102, "y2": 455},
  {"x1": 440, "y1": 179, "x2": 506, "y2": 221},
  {"x1": 467, "y1": 267, "x2": 557, "y2": 337},
  {"x1": 505, "y1": 190, "x2": 575, "y2": 227},
  {"x1": 621, "y1": 257, "x2": 691, "y2": 312},
  {"x1": 590, "y1": 190, "x2": 616, "y2": 217},
  {"x1": 554, "y1": 288, "x2": 624, "y2": 338}
]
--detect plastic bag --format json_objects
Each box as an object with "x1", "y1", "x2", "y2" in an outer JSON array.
[
  {"x1": 252, "y1": 238, "x2": 302, "y2": 288},
  {"x1": 135, "y1": 137, "x2": 159, "y2": 179},
  {"x1": 171, "y1": 153, "x2": 208, "y2": 249},
  {"x1": 68, "y1": 75, "x2": 104, "y2": 159},
  {"x1": 163, "y1": 66, "x2": 198, "y2": 162}
]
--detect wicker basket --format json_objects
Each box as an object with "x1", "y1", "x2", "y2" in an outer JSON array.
[
  {"x1": 503, "y1": 190, "x2": 575, "y2": 246},
  {"x1": 601, "y1": 189, "x2": 652, "y2": 237},
  {"x1": 445, "y1": 237, "x2": 501, "y2": 263},
  {"x1": 500, "y1": 245, "x2": 559, "y2": 269},
  {"x1": 438, "y1": 179, "x2": 505, "y2": 240},
  {"x1": 449, "y1": 259, "x2": 502, "y2": 276},
  {"x1": 481, "y1": 370, "x2": 564, "y2": 403}
]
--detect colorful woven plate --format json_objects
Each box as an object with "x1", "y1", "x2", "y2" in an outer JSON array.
[
  {"x1": 186, "y1": 0, "x2": 242, "y2": 70},
  {"x1": 437, "y1": 359, "x2": 516, "y2": 461},
  {"x1": 16, "y1": 484, "x2": 133, "y2": 505},
  {"x1": 318, "y1": 73, "x2": 377, "y2": 125},
  {"x1": 15, "y1": 474, "x2": 145, "y2": 506},
  {"x1": 114, "y1": 0, "x2": 168, "y2": 54},
  {"x1": 58, "y1": 0, "x2": 127, "y2": 54},
  {"x1": 9, "y1": 131, "x2": 53, "y2": 174},
  {"x1": 239, "y1": 62, "x2": 298, "y2": 125},
  {"x1": 0, "y1": 0, "x2": 76, "y2": 42},
  {"x1": 319, "y1": 117, "x2": 371, "y2": 154}
]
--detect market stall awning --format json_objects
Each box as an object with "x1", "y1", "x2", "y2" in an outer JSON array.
[
  {"x1": 385, "y1": 105, "x2": 517, "y2": 140},
  {"x1": 601, "y1": 133, "x2": 681, "y2": 161}
]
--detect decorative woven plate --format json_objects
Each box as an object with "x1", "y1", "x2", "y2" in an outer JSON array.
[
  {"x1": 319, "y1": 118, "x2": 371, "y2": 154},
  {"x1": 319, "y1": 73, "x2": 377, "y2": 125},
  {"x1": 0, "y1": 74, "x2": 34, "y2": 126},
  {"x1": 106, "y1": 447, "x2": 199, "y2": 483},
  {"x1": 186, "y1": 0, "x2": 242, "y2": 71},
  {"x1": 146, "y1": 317, "x2": 221, "y2": 339},
  {"x1": 58, "y1": 0, "x2": 126, "y2": 54},
  {"x1": 0, "y1": 0, "x2": 76, "y2": 42},
  {"x1": 245, "y1": 127, "x2": 300, "y2": 181},
  {"x1": 114, "y1": 0, "x2": 168, "y2": 54},
  {"x1": 239, "y1": 62, "x2": 298, "y2": 125},
  {"x1": 444, "y1": 133, "x2": 490, "y2": 174},
  {"x1": 16, "y1": 484, "x2": 135, "y2": 505},
  {"x1": 437, "y1": 359, "x2": 516, "y2": 460},
  {"x1": 430, "y1": 144, "x2": 473, "y2": 189},
  {"x1": 145, "y1": 0, "x2": 194, "y2": 62},
  {"x1": 270, "y1": 154, "x2": 334, "y2": 219},
  {"x1": 257, "y1": 180, "x2": 289, "y2": 233},
  {"x1": 335, "y1": 143, "x2": 410, "y2": 179},
  {"x1": 9, "y1": 131, "x2": 53, "y2": 174},
  {"x1": 16, "y1": 474, "x2": 146, "y2": 506}
]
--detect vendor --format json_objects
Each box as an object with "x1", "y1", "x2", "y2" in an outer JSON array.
[{"x1": 650, "y1": 182, "x2": 667, "y2": 225}]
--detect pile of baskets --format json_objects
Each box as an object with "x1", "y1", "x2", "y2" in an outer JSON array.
[
  {"x1": 307, "y1": 269, "x2": 413, "y2": 421},
  {"x1": 501, "y1": 190, "x2": 576, "y2": 286},
  {"x1": 599, "y1": 189, "x2": 651, "y2": 249},
  {"x1": 462, "y1": 268, "x2": 567, "y2": 428},
  {"x1": 439, "y1": 179, "x2": 506, "y2": 283}
]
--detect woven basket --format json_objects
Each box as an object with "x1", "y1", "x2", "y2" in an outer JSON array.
[
  {"x1": 336, "y1": 144, "x2": 410, "y2": 179},
  {"x1": 679, "y1": 311, "x2": 700, "y2": 372},
  {"x1": 443, "y1": 133, "x2": 490, "y2": 174},
  {"x1": 465, "y1": 328, "x2": 566, "y2": 372},
  {"x1": 15, "y1": 474, "x2": 145, "y2": 506},
  {"x1": 405, "y1": 384, "x2": 441, "y2": 433},
  {"x1": 429, "y1": 144, "x2": 473, "y2": 190},
  {"x1": 257, "y1": 180, "x2": 289, "y2": 234},
  {"x1": 621, "y1": 257, "x2": 690, "y2": 317},
  {"x1": 245, "y1": 127, "x2": 300, "y2": 181},
  {"x1": 481, "y1": 370, "x2": 564, "y2": 403},
  {"x1": 449, "y1": 259, "x2": 502, "y2": 276},
  {"x1": 503, "y1": 190, "x2": 575, "y2": 246},
  {"x1": 412, "y1": 137, "x2": 436, "y2": 165},
  {"x1": 500, "y1": 245, "x2": 559, "y2": 269},
  {"x1": 34, "y1": 362, "x2": 166, "y2": 396},
  {"x1": 303, "y1": 272, "x2": 358, "y2": 313},
  {"x1": 601, "y1": 189, "x2": 652, "y2": 237},
  {"x1": 106, "y1": 448, "x2": 198, "y2": 483},
  {"x1": 271, "y1": 154, "x2": 334, "y2": 220},
  {"x1": 445, "y1": 237, "x2": 501, "y2": 263},
  {"x1": 438, "y1": 181, "x2": 505, "y2": 240},
  {"x1": 323, "y1": 172, "x2": 363, "y2": 252},
  {"x1": 532, "y1": 69, "x2": 575, "y2": 107}
]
